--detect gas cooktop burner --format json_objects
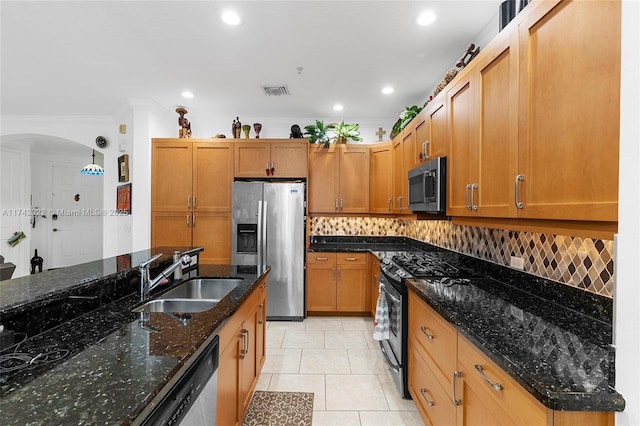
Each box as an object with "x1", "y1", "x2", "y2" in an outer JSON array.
[{"x1": 389, "y1": 251, "x2": 479, "y2": 278}]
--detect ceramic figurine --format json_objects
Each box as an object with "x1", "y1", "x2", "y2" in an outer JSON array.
[{"x1": 176, "y1": 107, "x2": 191, "y2": 138}]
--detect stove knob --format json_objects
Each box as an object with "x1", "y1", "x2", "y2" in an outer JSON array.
[
  {"x1": 382, "y1": 258, "x2": 391, "y2": 265},
  {"x1": 397, "y1": 270, "x2": 406, "y2": 278}
]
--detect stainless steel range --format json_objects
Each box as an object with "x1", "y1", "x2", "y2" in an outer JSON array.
[{"x1": 377, "y1": 250, "x2": 482, "y2": 399}]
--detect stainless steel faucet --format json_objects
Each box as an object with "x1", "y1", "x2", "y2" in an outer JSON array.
[{"x1": 139, "y1": 252, "x2": 192, "y2": 300}]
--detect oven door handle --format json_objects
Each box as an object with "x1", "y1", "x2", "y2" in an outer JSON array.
[
  {"x1": 379, "y1": 282, "x2": 401, "y2": 304},
  {"x1": 379, "y1": 341, "x2": 400, "y2": 373}
]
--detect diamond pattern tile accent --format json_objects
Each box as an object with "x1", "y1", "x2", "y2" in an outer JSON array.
[{"x1": 309, "y1": 217, "x2": 615, "y2": 298}]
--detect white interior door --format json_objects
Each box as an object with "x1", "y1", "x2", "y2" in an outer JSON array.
[{"x1": 49, "y1": 163, "x2": 103, "y2": 268}]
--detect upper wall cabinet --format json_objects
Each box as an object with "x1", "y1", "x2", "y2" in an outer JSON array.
[
  {"x1": 516, "y1": 0, "x2": 620, "y2": 222},
  {"x1": 370, "y1": 142, "x2": 393, "y2": 214},
  {"x1": 447, "y1": 28, "x2": 519, "y2": 218},
  {"x1": 447, "y1": 0, "x2": 620, "y2": 222},
  {"x1": 309, "y1": 145, "x2": 370, "y2": 214},
  {"x1": 233, "y1": 139, "x2": 308, "y2": 178}
]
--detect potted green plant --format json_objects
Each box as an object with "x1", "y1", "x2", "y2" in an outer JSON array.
[
  {"x1": 331, "y1": 120, "x2": 363, "y2": 144},
  {"x1": 390, "y1": 105, "x2": 423, "y2": 139},
  {"x1": 304, "y1": 120, "x2": 334, "y2": 147}
]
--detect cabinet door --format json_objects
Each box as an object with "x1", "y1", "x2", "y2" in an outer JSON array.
[
  {"x1": 239, "y1": 308, "x2": 258, "y2": 416},
  {"x1": 370, "y1": 143, "x2": 393, "y2": 214},
  {"x1": 151, "y1": 141, "x2": 192, "y2": 211},
  {"x1": 339, "y1": 147, "x2": 370, "y2": 213},
  {"x1": 475, "y1": 29, "x2": 519, "y2": 218},
  {"x1": 456, "y1": 373, "x2": 502, "y2": 426},
  {"x1": 217, "y1": 332, "x2": 241, "y2": 426},
  {"x1": 426, "y1": 99, "x2": 448, "y2": 160},
  {"x1": 193, "y1": 213, "x2": 231, "y2": 264},
  {"x1": 517, "y1": 0, "x2": 620, "y2": 221},
  {"x1": 306, "y1": 266, "x2": 337, "y2": 311},
  {"x1": 336, "y1": 254, "x2": 367, "y2": 312},
  {"x1": 392, "y1": 137, "x2": 405, "y2": 214},
  {"x1": 413, "y1": 110, "x2": 429, "y2": 166},
  {"x1": 308, "y1": 146, "x2": 339, "y2": 213},
  {"x1": 193, "y1": 142, "x2": 233, "y2": 212},
  {"x1": 234, "y1": 142, "x2": 271, "y2": 178},
  {"x1": 447, "y1": 75, "x2": 478, "y2": 216},
  {"x1": 150, "y1": 211, "x2": 192, "y2": 249},
  {"x1": 270, "y1": 140, "x2": 308, "y2": 178}
]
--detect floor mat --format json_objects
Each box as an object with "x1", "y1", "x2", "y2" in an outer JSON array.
[{"x1": 242, "y1": 390, "x2": 314, "y2": 426}]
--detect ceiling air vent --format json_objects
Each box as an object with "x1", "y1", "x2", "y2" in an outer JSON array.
[{"x1": 262, "y1": 85, "x2": 290, "y2": 96}]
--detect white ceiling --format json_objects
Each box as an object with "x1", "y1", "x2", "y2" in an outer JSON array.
[{"x1": 1, "y1": 1, "x2": 501, "y2": 124}]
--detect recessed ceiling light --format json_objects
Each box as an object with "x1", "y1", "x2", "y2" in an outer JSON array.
[
  {"x1": 417, "y1": 11, "x2": 436, "y2": 26},
  {"x1": 382, "y1": 86, "x2": 394, "y2": 95},
  {"x1": 333, "y1": 104, "x2": 344, "y2": 111},
  {"x1": 181, "y1": 91, "x2": 194, "y2": 99},
  {"x1": 221, "y1": 11, "x2": 241, "y2": 25}
]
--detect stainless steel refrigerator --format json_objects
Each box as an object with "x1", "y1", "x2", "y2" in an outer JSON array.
[{"x1": 231, "y1": 181, "x2": 305, "y2": 320}]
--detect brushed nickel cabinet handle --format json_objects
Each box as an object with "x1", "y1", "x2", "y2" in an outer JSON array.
[
  {"x1": 187, "y1": 195, "x2": 191, "y2": 209},
  {"x1": 452, "y1": 371, "x2": 461, "y2": 405},
  {"x1": 475, "y1": 364, "x2": 503, "y2": 391},
  {"x1": 335, "y1": 198, "x2": 339, "y2": 211},
  {"x1": 388, "y1": 197, "x2": 392, "y2": 211},
  {"x1": 315, "y1": 257, "x2": 329, "y2": 261},
  {"x1": 192, "y1": 215, "x2": 196, "y2": 227},
  {"x1": 419, "y1": 388, "x2": 435, "y2": 406},
  {"x1": 186, "y1": 215, "x2": 190, "y2": 227},
  {"x1": 420, "y1": 326, "x2": 434, "y2": 339},
  {"x1": 465, "y1": 184, "x2": 471, "y2": 210},
  {"x1": 515, "y1": 175, "x2": 524, "y2": 209},
  {"x1": 193, "y1": 196, "x2": 196, "y2": 209},
  {"x1": 345, "y1": 257, "x2": 358, "y2": 261},
  {"x1": 471, "y1": 183, "x2": 478, "y2": 211}
]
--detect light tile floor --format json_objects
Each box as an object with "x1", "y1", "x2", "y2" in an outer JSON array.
[{"x1": 255, "y1": 316, "x2": 424, "y2": 426}]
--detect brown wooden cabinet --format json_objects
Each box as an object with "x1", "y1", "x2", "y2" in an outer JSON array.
[
  {"x1": 151, "y1": 139, "x2": 233, "y2": 264},
  {"x1": 446, "y1": 0, "x2": 620, "y2": 223},
  {"x1": 369, "y1": 142, "x2": 393, "y2": 214},
  {"x1": 392, "y1": 135, "x2": 408, "y2": 214},
  {"x1": 233, "y1": 139, "x2": 308, "y2": 178},
  {"x1": 308, "y1": 145, "x2": 370, "y2": 214},
  {"x1": 408, "y1": 289, "x2": 615, "y2": 426},
  {"x1": 217, "y1": 278, "x2": 267, "y2": 426},
  {"x1": 516, "y1": 0, "x2": 620, "y2": 222},
  {"x1": 306, "y1": 252, "x2": 368, "y2": 313}
]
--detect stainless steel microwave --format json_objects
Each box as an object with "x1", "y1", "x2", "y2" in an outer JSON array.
[{"x1": 407, "y1": 157, "x2": 446, "y2": 213}]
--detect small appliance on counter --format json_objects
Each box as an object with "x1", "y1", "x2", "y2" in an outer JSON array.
[{"x1": 407, "y1": 156, "x2": 446, "y2": 214}]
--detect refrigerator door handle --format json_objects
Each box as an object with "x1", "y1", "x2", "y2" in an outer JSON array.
[
  {"x1": 257, "y1": 200, "x2": 263, "y2": 265},
  {"x1": 262, "y1": 200, "x2": 268, "y2": 265}
]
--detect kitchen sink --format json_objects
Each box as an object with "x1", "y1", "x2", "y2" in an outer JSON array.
[
  {"x1": 132, "y1": 298, "x2": 219, "y2": 314},
  {"x1": 157, "y1": 278, "x2": 243, "y2": 301}
]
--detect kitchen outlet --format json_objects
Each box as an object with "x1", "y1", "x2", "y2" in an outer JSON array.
[{"x1": 510, "y1": 256, "x2": 524, "y2": 270}]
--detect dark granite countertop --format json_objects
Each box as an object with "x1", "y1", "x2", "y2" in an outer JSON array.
[
  {"x1": 0, "y1": 250, "x2": 269, "y2": 425},
  {"x1": 310, "y1": 236, "x2": 625, "y2": 412}
]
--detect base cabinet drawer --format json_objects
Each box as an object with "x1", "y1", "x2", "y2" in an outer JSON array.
[
  {"x1": 457, "y1": 334, "x2": 547, "y2": 425},
  {"x1": 409, "y1": 341, "x2": 457, "y2": 426}
]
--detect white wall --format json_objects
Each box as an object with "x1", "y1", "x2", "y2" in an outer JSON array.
[{"x1": 615, "y1": 0, "x2": 640, "y2": 424}]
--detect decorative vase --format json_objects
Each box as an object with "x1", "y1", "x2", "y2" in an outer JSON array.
[
  {"x1": 253, "y1": 123, "x2": 262, "y2": 139},
  {"x1": 242, "y1": 125, "x2": 251, "y2": 138}
]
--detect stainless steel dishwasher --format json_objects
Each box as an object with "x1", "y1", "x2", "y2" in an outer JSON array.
[{"x1": 141, "y1": 335, "x2": 219, "y2": 425}]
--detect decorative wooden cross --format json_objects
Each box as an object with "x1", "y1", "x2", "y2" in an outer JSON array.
[{"x1": 375, "y1": 127, "x2": 386, "y2": 141}]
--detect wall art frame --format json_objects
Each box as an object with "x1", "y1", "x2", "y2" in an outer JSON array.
[
  {"x1": 118, "y1": 154, "x2": 129, "y2": 182},
  {"x1": 116, "y1": 183, "x2": 132, "y2": 214}
]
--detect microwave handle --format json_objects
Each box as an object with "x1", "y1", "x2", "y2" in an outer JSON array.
[{"x1": 423, "y1": 172, "x2": 428, "y2": 204}]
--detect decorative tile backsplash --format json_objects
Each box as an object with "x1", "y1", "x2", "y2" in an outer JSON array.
[{"x1": 309, "y1": 217, "x2": 615, "y2": 298}]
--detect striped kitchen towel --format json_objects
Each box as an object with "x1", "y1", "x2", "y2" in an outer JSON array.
[{"x1": 373, "y1": 286, "x2": 389, "y2": 340}]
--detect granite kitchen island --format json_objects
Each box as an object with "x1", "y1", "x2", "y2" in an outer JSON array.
[{"x1": 0, "y1": 248, "x2": 269, "y2": 425}]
